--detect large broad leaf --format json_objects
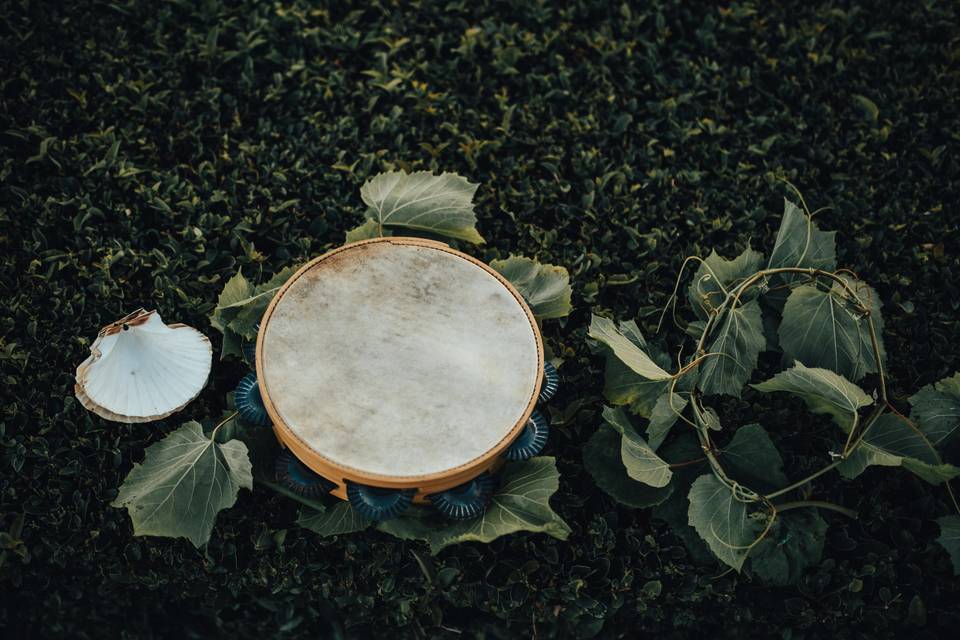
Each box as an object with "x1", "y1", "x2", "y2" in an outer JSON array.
[
  {"x1": 852, "y1": 413, "x2": 960, "y2": 485},
  {"x1": 590, "y1": 315, "x2": 672, "y2": 381},
  {"x1": 698, "y1": 300, "x2": 765, "y2": 397},
  {"x1": 767, "y1": 199, "x2": 837, "y2": 274},
  {"x1": 936, "y1": 516, "x2": 960, "y2": 575},
  {"x1": 687, "y1": 246, "x2": 764, "y2": 320},
  {"x1": 687, "y1": 474, "x2": 767, "y2": 571},
  {"x1": 748, "y1": 509, "x2": 828, "y2": 586},
  {"x1": 592, "y1": 315, "x2": 673, "y2": 417},
  {"x1": 603, "y1": 407, "x2": 672, "y2": 488},
  {"x1": 752, "y1": 362, "x2": 871, "y2": 433},
  {"x1": 646, "y1": 392, "x2": 688, "y2": 451},
  {"x1": 582, "y1": 425, "x2": 673, "y2": 508},
  {"x1": 778, "y1": 277, "x2": 885, "y2": 382},
  {"x1": 721, "y1": 424, "x2": 789, "y2": 494},
  {"x1": 228, "y1": 265, "x2": 299, "y2": 339},
  {"x1": 490, "y1": 256, "x2": 572, "y2": 319},
  {"x1": 837, "y1": 440, "x2": 902, "y2": 480},
  {"x1": 111, "y1": 421, "x2": 252, "y2": 548},
  {"x1": 360, "y1": 171, "x2": 483, "y2": 244},
  {"x1": 909, "y1": 372, "x2": 960, "y2": 448},
  {"x1": 298, "y1": 503, "x2": 371, "y2": 537},
  {"x1": 651, "y1": 435, "x2": 715, "y2": 564},
  {"x1": 379, "y1": 457, "x2": 570, "y2": 554}
]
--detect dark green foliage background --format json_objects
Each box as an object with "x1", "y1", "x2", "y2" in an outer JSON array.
[{"x1": 1, "y1": 0, "x2": 958, "y2": 637}]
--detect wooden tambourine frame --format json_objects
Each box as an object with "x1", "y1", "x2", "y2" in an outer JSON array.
[{"x1": 256, "y1": 237, "x2": 544, "y2": 502}]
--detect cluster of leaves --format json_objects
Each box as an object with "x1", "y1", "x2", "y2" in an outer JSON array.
[
  {"x1": 112, "y1": 170, "x2": 573, "y2": 552},
  {"x1": 586, "y1": 197, "x2": 960, "y2": 580}
]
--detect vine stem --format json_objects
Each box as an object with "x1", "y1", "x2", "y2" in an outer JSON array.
[
  {"x1": 764, "y1": 459, "x2": 843, "y2": 500},
  {"x1": 210, "y1": 411, "x2": 239, "y2": 440},
  {"x1": 258, "y1": 477, "x2": 329, "y2": 513},
  {"x1": 775, "y1": 500, "x2": 858, "y2": 519}
]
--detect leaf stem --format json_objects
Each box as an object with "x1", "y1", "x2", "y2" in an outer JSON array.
[
  {"x1": 763, "y1": 459, "x2": 843, "y2": 500},
  {"x1": 257, "y1": 477, "x2": 330, "y2": 513},
  {"x1": 774, "y1": 500, "x2": 858, "y2": 519}
]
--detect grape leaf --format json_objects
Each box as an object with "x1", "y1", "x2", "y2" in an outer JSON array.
[
  {"x1": 748, "y1": 509, "x2": 828, "y2": 586},
  {"x1": 687, "y1": 246, "x2": 764, "y2": 320},
  {"x1": 360, "y1": 170, "x2": 483, "y2": 244},
  {"x1": 858, "y1": 413, "x2": 959, "y2": 484},
  {"x1": 698, "y1": 300, "x2": 765, "y2": 397},
  {"x1": 603, "y1": 406, "x2": 672, "y2": 488},
  {"x1": 582, "y1": 425, "x2": 673, "y2": 508},
  {"x1": 590, "y1": 315, "x2": 672, "y2": 381},
  {"x1": 687, "y1": 474, "x2": 767, "y2": 571},
  {"x1": 378, "y1": 457, "x2": 570, "y2": 553},
  {"x1": 936, "y1": 516, "x2": 960, "y2": 575},
  {"x1": 778, "y1": 277, "x2": 885, "y2": 382},
  {"x1": 837, "y1": 441, "x2": 902, "y2": 480},
  {"x1": 490, "y1": 256, "x2": 572, "y2": 319},
  {"x1": 721, "y1": 423, "x2": 788, "y2": 494},
  {"x1": 111, "y1": 421, "x2": 252, "y2": 548},
  {"x1": 752, "y1": 362, "x2": 871, "y2": 433},
  {"x1": 909, "y1": 372, "x2": 960, "y2": 448},
  {"x1": 597, "y1": 318, "x2": 673, "y2": 418},
  {"x1": 646, "y1": 393, "x2": 688, "y2": 451},
  {"x1": 767, "y1": 198, "x2": 837, "y2": 274},
  {"x1": 298, "y1": 503, "x2": 371, "y2": 537}
]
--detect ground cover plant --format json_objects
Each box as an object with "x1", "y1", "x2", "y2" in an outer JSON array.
[{"x1": 2, "y1": 0, "x2": 959, "y2": 637}]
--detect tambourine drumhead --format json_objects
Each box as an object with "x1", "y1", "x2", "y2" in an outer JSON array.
[{"x1": 257, "y1": 237, "x2": 543, "y2": 485}]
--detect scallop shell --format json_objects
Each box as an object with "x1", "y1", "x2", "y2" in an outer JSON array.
[{"x1": 74, "y1": 309, "x2": 212, "y2": 423}]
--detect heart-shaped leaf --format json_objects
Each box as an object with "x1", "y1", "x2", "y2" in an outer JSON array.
[
  {"x1": 687, "y1": 474, "x2": 767, "y2": 571},
  {"x1": 909, "y1": 372, "x2": 960, "y2": 448},
  {"x1": 752, "y1": 362, "x2": 871, "y2": 433},
  {"x1": 687, "y1": 246, "x2": 764, "y2": 320},
  {"x1": 603, "y1": 406, "x2": 672, "y2": 488},
  {"x1": 698, "y1": 300, "x2": 765, "y2": 397},
  {"x1": 721, "y1": 423, "x2": 788, "y2": 493},
  {"x1": 490, "y1": 256, "x2": 572, "y2": 319}
]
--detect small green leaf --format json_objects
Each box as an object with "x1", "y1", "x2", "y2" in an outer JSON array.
[
  {"x1": 210, "y1": 270, "x2": 254, "y2": 332},
  {"x1": 687, "y1": 474, "x2": 766, "y2": 571},
  {"x1": 687, "y1": 246, "x2": 764, "y2": 320},
  {"x1": 778, "y1": 277, "x2": 885, "y2": 382},
  {"x1": 345, "y1": 218, "x2": 388, "y2": 243},
  {"x1": 583, "y1": 424, "x2": 673, "y2": 508},
  {"x1": 936, "y1": 515, "x2": 960, "y2": 575},
  {"x1": 111, "y1": 421, "x2": 252, "y2": 548},
  {"x1": 378, "y1": 457, "x2": 570, "y2": 553},
  {"x1": 748, "y1": 509, "x2": 828, "y2": 586},
  {"x1": 490, "y1": 256, "x2": 572, "y2": 319},
  {"x1": 698, "y1": 300, "x2": 765, "y2": 397},
  {"x1": 298, "y1": 503, "x2": 371, "y2": 537},
  {"x1": 752, "y1": 362, "x2": 871, "y2": 433},
  {"x1": 360, "y1": 170, "x2": 484, "y2": 244},
  {"x1": 646, "y1": 393, "x2": 688, "y2": 450},
  {"x1": 852, "y1": 94, "x2": 879, "y2": 122},
  {"x1": 603, "y1": 407, "x2": 672, "y2": 488},
  {"x1": 909, "y1": 372, "x2": 960, "y2": 448},
  {"x1": 722, "y1": 424, "x2": 789, "y2": 493}
]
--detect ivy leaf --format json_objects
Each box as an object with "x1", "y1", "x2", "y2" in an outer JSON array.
[
  {"x1": 603, "y1": 407, "x2": 672, "y2": 488},
  {"x1": 378, "y1": 458, "x2": 570, "y2": 553},
  {"x1": 298, "y1": 503, "x2": 371, "y2": 537},
  {"x1": 687, "y1": 474, "x2": 767, "y2": 571},
  {"x1": 687, "y1": 246, "x2": 764, "y2": 320},
  {"x1": 111, "y1": 421, "x2": 252, "y2": 548},
  {"x1": 752, "y1": 362, "x2": 871, "y2": 433},
  {"x1": 698, "y1": 300, "x2": 765, "y2": 397},
  {"x1": 646, "y1": 393, "x2": 688, "y2": 451},
  {"x1": 748, "y1": 509, "x2": 828, "y2": 586},
  {"x1": 721, "y1": 424, "x2": 789, "y2": 493},
  {"x1": 767, "y1": 199, "x2": 838, "y2": 272},
  {"x1": 583, "y1": 424, "x2": 673, "y2": 508},
  {"x1": 344, "y1": 219, "x2": 389, "y2": 243},
  {"x1": 360, "y1": 170, "x2": 483, "y2": 244},
  {"x1": 778, "y1": 277, "x2": 885, "y2": 382},
  {"x1": 909, "y1": 372, "x2": 960, "y2": 448},
  {"x1": 936, "y1": 516, "x2": 960, "y2": 575},
  {"x1": 490, "y1": 256, "x2": 572, "y2": 319}
]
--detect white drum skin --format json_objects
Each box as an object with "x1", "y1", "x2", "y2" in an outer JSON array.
[{"x1": 257, "y1": 237, "x2": 543, "y2": 495}]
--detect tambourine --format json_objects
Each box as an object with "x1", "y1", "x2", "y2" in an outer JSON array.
[{"x1": 233, "y1": 238, "x2": 559, "y2": 520}]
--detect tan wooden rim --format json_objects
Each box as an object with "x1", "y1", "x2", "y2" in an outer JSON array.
[{"x1": 256, "y1": 236, "x2": 544, "y2": 492}]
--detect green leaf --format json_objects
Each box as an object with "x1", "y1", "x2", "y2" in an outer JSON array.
[
  {"x1": 210, "y1": 266, "x2": 299, "y2": 343},
  {"x1": 646, "y1": 393, "x2": 688, "y2": 451},
  {"x1": 748, "y1": 509, "x2": 828, "y2": 586},
  {"x1": 651, "y1": 435, "x2": 714, "y2": 564},
  {"x1": 298, "y1": 503, "x2": 371, "y2": 537},
  {"x1": 344, "y1": 218, "x2": 388, "y2": 243},
  {"x1": 687, "y1": 246, "x2": 764, "y2": 320},
  {"x1": 935, "y1": 516, "x2": 960, "y2": 575},
  {"x1": 603, "y1": 407, "x2": 672, "y2": 488},
  {"x1": 837, "y1": 440, "x2": 902, "y2": 480},
  {"x1": 852, "y1": 94, "x2": 879, "y2": 122},
  {"x1": 909, "y1": 372, "x2": 960, "y2": 448},
  {"x1": 489, "y1": 256, "x2": 572, "y2": 319},
  {"x1": 752, "y1": 362, "x2": 871, "y2": 433},
  {"x1": 582, "y1": 425, "x2": 673, "y2": 508},
  {"x1": 722, "y1": 424, "x2": 789, "y2": 493},
  {"x1": 687, "y1": 474, "x2": 767, "y2": 571},
  {"x1": 698, "y1": 300, "x2": 765, "y2": 397},
  {"x1": 111, "y1": 421, "x2": 252, "y2": 548},
  {"x1": 778, "y1": 277, "x2": 885, "y2": 382},
  {"x1": 360, "y1": 170, "x2": 484, "y2": 244},
  {"x1": 767, "y1": 198, "x2": 837, "y2": 274},
  {"x1": 210, "y1": 270, "x2": 254, "y2": 332},
  {"x1": 589, "y1": 315, "x2": 672, "y2": 381},
  {"x1": 378, "y1": 457, "x2": 570, "y2": 553}
]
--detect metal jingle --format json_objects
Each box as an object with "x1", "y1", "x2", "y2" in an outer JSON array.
[
  {"x1": 274, "y1": 450, "x2": 335, "y2": 498},
  {"x1": 234, "y1": 373, "x2": 271, "y2": 427},
  {"x1": 504, "y1": 410, "x2": 549, "y2": 461},
  {"x1": 429, "y1": 473, "x2": 496, "y2": 520},
  {"x1": 538, "y1": 361, "x2": 560, "y2": 403},
  {"x1": 346, "y1": 483, "x2": 416, "y2": 522}
]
